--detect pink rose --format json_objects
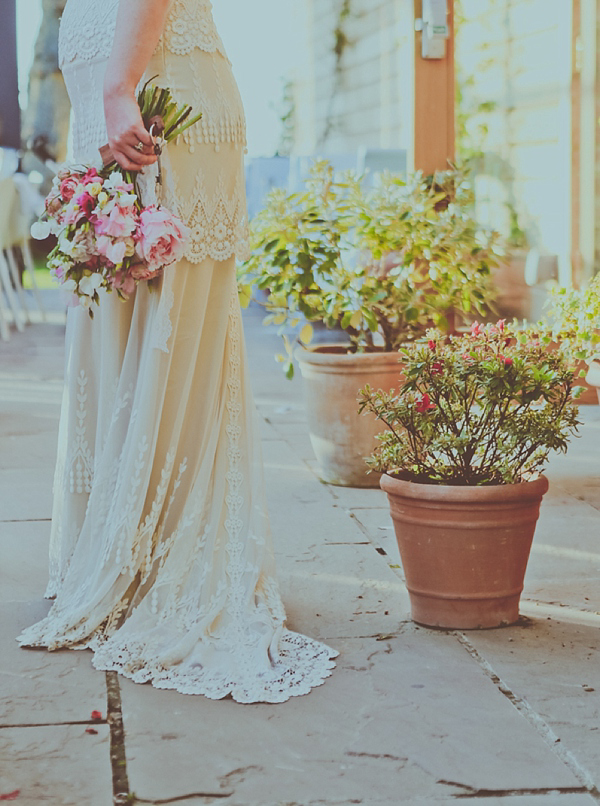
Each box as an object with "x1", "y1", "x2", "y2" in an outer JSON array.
[
  {"x1": 45, "y1": 191, "x2": 62, "y2": 216},
  {"x1": 136, "y1": 205, "x2": 189, "y2": 271},
  {"x1": 60, "y1": 176, "x2": 80, "y2": 201}
]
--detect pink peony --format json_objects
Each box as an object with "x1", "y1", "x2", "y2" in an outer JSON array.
[
  {"x1": 136, "y1": 205, "x2": 189, "y2": 271},
  {"x1": 95, "y1": 205, "x2": 138, "y2": 239},
  {"x1": 96, "y1": 235, "x2": 127, "y2": 266}
]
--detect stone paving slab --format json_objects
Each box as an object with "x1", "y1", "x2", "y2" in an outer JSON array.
[
  {"x1": 0, "y1": 723, "x2": 112, "y2": 805},
  {"x1": 120, "y1": 630, "x2": 581, "y2": 805},
  {"x1": 0, "y1": 468, "x2": 54, "y2": 521},
  {"x1": 0, "y1": 432, "x2": 58, "y2": 472},
  {"x1": 1, "y1": 520, "x2": 51, "y2": 602},
  {"x1": 467, "y1": 618, "x2": 600, "y2": 779},
  {"x1": 0, "y1": 601, "x2": 106, "y2": 726},
  {"x1": 278, "y1": 543, "x2": 409, "y2": 640}
]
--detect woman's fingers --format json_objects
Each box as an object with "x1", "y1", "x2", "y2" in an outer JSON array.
[
  {"x1": 112, "y1": 144, "x2": 157, "y2": 172},
  {"x1": 128, "y1": 125, "x2": 155, "y2": 154}
]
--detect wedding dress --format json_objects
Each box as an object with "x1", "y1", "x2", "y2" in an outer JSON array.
[{"x1": 18, "y1": 0, "x2": 337, "y2": 703}]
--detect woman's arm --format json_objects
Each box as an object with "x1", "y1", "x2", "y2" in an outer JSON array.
[{"x1": 103, "y1": 0, "x2": 172, "y2": 171}]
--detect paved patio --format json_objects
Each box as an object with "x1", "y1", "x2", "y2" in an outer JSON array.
[{"x1": 1, "y1": 292, "x2": 599, "y2": 806}]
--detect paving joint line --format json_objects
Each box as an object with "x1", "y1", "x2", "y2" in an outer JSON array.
[
  {"x1": 0, "y1": 719, "x2": 107, "y2": 729},
  {"x1": 0, "y1": 518, "x2": 52, "y2": 523},
  {"x1": 106, "y1": 671, "x2": 131, "y2": 805},
  {"x1": 455, "y1": 632, "x2": 600, "y2": 802}
]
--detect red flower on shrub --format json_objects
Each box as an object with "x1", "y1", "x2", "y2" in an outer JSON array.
[
  {"x1": 499, "y1": 355, "x2": 513, "y2": 367},
  {"x1": 431, "y1": 361, "x2": 443, "y2": 376},
  {"x1": 428, "y1": 339, "x2": 437, "y2": 351},
  {"x1": 470, "y1": 321, "x2": 483, "y2": 337},
  {"x1": 415, "y1": 393, "x2": 436, "y2": 413}
]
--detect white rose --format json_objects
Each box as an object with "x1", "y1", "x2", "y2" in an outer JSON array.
[{"x1": 31, "y1": 220, "x2": 52, "y2": 240}]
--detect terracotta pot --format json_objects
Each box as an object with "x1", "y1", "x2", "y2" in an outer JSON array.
[
  {"x1": 296, "y1": 345, "x2": 402, "y2": 487},
  {"x1": 585, "y1": 360, "x2": 600, "y2": 404},
  {"x1": 380, "y1": 473, "x2": 549, "y2": 629}
]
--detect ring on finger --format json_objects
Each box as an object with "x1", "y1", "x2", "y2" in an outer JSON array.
[{"x1": 134, "y1": 141, "x2": 145, "y2": 152}]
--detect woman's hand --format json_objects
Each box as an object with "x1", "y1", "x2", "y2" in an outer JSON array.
[{"x1": 103, "y1": 87, "x2": 157, "y2": 172}]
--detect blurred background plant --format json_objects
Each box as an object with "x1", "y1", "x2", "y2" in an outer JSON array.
[
  {"x1": 239, "y1": 160, "x2": 503, "y2": 376},
  {"x1": 542, "y1": 274, "x2": 600, "y2": 365}
]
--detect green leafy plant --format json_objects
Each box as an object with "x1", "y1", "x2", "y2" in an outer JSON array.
[
  {"x1": 359, "y1": 321, "x2": 580, "y2": 486},
  {"x1": 239, "y1": 160, "x2": 502, "y2": 377},
  {"x1": 541, "y1": 274, "x2": 600, "y2": 365}
]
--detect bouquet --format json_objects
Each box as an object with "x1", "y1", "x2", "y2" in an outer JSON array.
[{"x1": 31, "y1": 79, "x2": 202, "y2": 315}]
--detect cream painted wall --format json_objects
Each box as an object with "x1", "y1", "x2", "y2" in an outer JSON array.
[
  {"x1": 291, "y1": 0, "x2": 414, "y2": 156},
  {"x1": 457, "y1": 0, "x2": 574, "y2": 283}
]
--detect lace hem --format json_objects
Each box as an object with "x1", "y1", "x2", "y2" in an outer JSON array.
[{"x1": 91, "y1": 629, "x2": 338, "y2": 703}]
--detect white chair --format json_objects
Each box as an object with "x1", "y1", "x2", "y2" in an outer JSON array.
[
  {"x1": 0, "y1": 178, "x2": 25, "y2": 339},
  {"x1": 9, "y1": 173, "x2": 47, "y2": 322},
  {"x1": 0, "y1": 175, "x2": 47, "y2": 340}
]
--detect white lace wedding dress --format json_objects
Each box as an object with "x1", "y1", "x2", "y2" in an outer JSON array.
[{"x1": 18, "y1": 0, "x2": 338, "y2": 703}]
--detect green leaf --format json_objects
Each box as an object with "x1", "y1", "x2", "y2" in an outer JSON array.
[{"x1": 299, "y1": 323, "x2": 314, "y2": 345}]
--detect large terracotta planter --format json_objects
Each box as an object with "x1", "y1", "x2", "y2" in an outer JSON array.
[
  {"x1": 380, "y1": 473, "x2": 549, "y2": 629},
  {"x1": 296, "y1": 346, "x2": 401, "y2": 487},
  {"x1": 585, "y1": 361, "x2": 600, "y2": 404}
]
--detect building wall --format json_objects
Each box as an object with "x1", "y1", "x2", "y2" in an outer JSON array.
[{"x1": 291, "y1": 0, "x2": 414, "y2": 156}]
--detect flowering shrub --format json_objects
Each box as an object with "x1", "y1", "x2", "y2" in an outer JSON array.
[{"x1": 359, "y1": 321, "x2": 581, "y2": 486}]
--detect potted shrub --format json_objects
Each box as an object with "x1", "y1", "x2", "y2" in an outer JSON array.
[
  {"x1": 542, "y1": 274, "x2": 600, "y2": 403},
  {"x1": 239, "y1": 161, "x2": 502, "y2": 486},
  {"x1": 359, "y1": 322, "x2": 581, "y2": 629}
]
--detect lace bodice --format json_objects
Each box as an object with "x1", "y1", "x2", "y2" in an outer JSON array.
[
  {"x1": 59, "y1": 0, "x2": 228, "y2": 68},
  {"x1": 58, "y1": 0, "x2": 249, "y2": 263}
]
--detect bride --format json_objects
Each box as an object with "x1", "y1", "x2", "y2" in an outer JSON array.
[{"x1": 18, "y1": 0, "x2": 337, "y2": 703}]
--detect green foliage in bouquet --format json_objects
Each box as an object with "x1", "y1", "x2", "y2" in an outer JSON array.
[
  {"x1": 541, "y1": 274, "x2": 600, "y2": 365},
  {"x1": 359, "y1": 322, "x2": 580, "y2": 486},
  {"x1": 239, "y1": 161, "x2": 502, "y2": 377}
]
